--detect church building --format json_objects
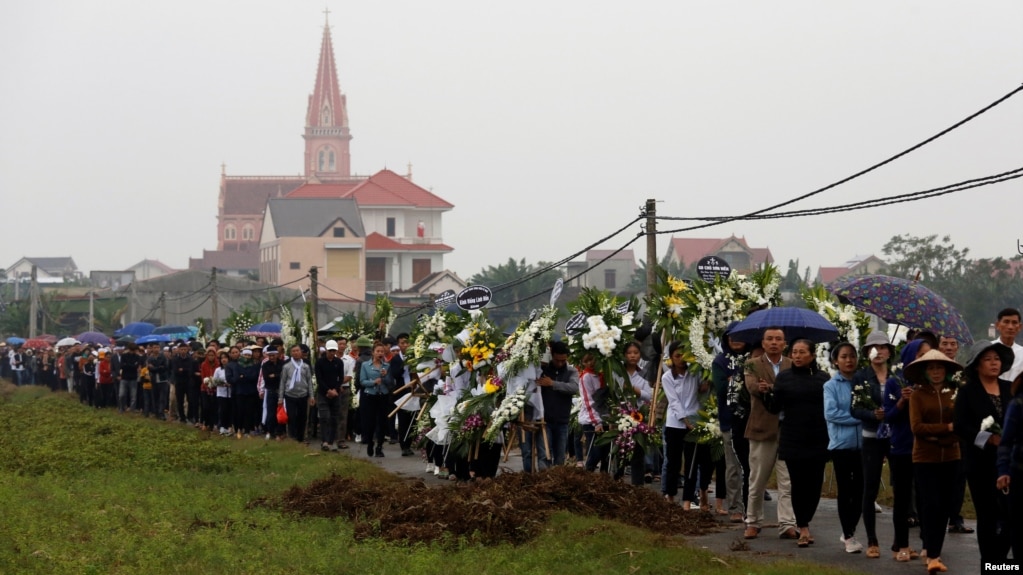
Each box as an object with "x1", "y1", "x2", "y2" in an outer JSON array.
[{"x1": 190, "y1": 15, "x2": 455, "y2": 299}]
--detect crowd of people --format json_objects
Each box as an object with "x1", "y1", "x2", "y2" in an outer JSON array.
[
  {"x1": 5, "y1": 307, "x2": 1023, "y2": 574},
  {"x1": 708, "y1": 307, "x2": 1021, "y2": 574}
]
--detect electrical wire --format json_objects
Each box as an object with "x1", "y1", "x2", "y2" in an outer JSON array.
[
  {"x1": 655, "y1": 167, "x2": 1023, "y2": 224},
  {"x1": 656, "y1": 82, "x2": 1023, "y2": 236},
  {"x1": 487, "y1": 216, "x2": 644, "y2": 293},
  {"x1": 315, "y1": 281, "x2": 373, "y2": 304},
  {"x1": 217, "y1": 275, "x2": 310, "y2": 293}
]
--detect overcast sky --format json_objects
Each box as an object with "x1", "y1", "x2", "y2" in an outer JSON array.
[{"x1": 2, "y1": 1, "x2": 1021, "y2": 285}]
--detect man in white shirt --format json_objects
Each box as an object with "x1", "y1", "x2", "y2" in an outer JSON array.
[{"x1": 995, "y1": 308, "x2": 1022, "y2": 384}]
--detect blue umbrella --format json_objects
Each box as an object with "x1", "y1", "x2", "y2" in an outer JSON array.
[
  {"x1": 728, "y1": 307, "x2": 839, "y2": 344},
  {"x1": 114, "y1": 322, "x2": 155, "y2": 338},
  {"x1": 245, "y1": 322, "x2": 282, "y2": 337},
  {"x1": 136, "y1": 334, "x2": 172, "y2": 345},
  {"x1": 76, "y1": 331, "x2": 112, "y2": 345},
  {"x1": 5, "y1": 336, "x2": 26, "y2": 346},
  {"x1": 152, "y1": 325, "x2": 197, "y2": 340}
]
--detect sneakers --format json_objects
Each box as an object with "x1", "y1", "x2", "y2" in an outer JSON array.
[{"x1": 841, "y1": 535, "x2": 863, "y2": 554}]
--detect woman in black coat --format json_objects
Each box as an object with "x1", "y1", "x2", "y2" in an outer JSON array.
[
  {"x1": 953, "y1": 341, "x2": 1015, "y2": 569},
  {"x1": 766, "y1": 338, "x2": 830, "y2": 547}
]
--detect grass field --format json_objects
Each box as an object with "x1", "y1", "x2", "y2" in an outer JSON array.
[{"x1": 0, "y1": 385, "x2": 865, "y2": 575}]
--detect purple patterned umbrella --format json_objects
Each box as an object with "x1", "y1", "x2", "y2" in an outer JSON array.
[
  {"x1": 826, "y1": 274, "x2": 973, "y2": 345},
  {"x1": 76, "y1": 331, "x2": 112, "y2": 346}
]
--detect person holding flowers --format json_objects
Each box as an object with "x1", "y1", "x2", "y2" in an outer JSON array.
[
  {"x1": 850, "y1": 331, "x2": 896, "y2": 557},
  {"x1": 660, "y1": 341, "x2": 702, "y2": 503},
  {"x1": 906, "y1": 348, "x2": 962, "y2": 575},
  {"x1": 765, "y1": 339, "x2": 829, "y2": 548},
  {"x1": 954, "y1": 341, "x2": 1014, "y2": 569},
  {"x1": 995, "y1": 350, "x2": 1023, "y2": 562},
  {"x1": 823, "y1": 342, "x2": 865, "y2": 555}
]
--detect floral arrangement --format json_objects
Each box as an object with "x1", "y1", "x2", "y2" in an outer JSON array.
[
  {"x1": 411, "y1": 394, "x2": 438, "y2": 449},
  {"x1": 372, "y1": 295, "x2": 396, "y2": 337},
  {"x1": 725, "y1": 355, "x2": 751, "y2": 419},
  {"x1": 851, "y1": 380, "x2": 877, "y2": 410},
  {"x1": 456, "y1": 311, "x2": 501, "y2": 380},
  {"x1": 224, "y1": 309, "x2": 257, "y2": 345},
  {"x1": 565, "y1": 288, "x2": 639, "y2": 391},
  {"x1": 447, "y1": 391, "x2": 502, "y2": 459},
  {"x1": 195, "y1": 318, "x2": 208, "y2": 347},
  {"x1": 683, "y1": 395, "x2": 725, "y2": 461},
  {"x1": 982, "y1": 415, "x2": 1002, "y2": 436},
  {"x1": 279, "y1": 305, "x2": 298, "y2": 349},
  {"x1": 647, "y1": 264, "x2": 782, "y2": 379},
  {"x1": 595, "y1": 402, "x2": 661, "y2": 463},
  {"x1": 502, "y1": 305, "x2": 559, "y2": 378},
  {"x1": 801, "y1": 284, "x2": 872, "y2": 372},
  {"x1": 484, "y1": 386, "x2": 527, "y2": 442}
]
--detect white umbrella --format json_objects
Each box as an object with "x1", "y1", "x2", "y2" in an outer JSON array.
[{"x1": 56, "y1": 337, "x2": 79, "y2": 347}]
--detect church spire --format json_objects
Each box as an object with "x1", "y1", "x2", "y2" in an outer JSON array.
[{"x1": 304, "y1": 11, "x2": 351, "y2": 179}]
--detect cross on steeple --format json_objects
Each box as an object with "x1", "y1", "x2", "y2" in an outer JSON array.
[{"x1": 323, "y1": 6, "x2": 331, "y2": 25}]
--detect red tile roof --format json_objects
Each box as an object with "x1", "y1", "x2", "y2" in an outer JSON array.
[
  {"x1": 223, "y1": 177, "x2": 305, "y2": 216},
  {"x1": 285, "y1": 182, "x2": 361, "y2": 199},
  {"x1": 817, "y1": 266, "x2": 850, "y2": 285},
  {"x1": 364, "y1": 232, "x2": 453, "y2": 252},
  {"x1": 667, "y1": 237, "x2": 772, "y2": 267},
  {"x1": 345, "y1": 170, "x2": 454, "y2": 209}
]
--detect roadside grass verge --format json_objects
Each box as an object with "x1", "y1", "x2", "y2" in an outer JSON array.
[{"x1": 0, "y1": 388, "x2": 863, "y2": 575}]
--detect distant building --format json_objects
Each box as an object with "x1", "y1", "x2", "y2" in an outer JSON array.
[
  {"x1": 125, "y1": 259, "x2": 177, "y2": 281},
  {"x1": 664, "y1": 236, "x2": 774, "y2": 275},
  {"x1": 192, "y1": 15, "x2": 455, "y2": 300},
  {"x1": 566, "y1": 249, "x2": 636, "y2": 292},
  {"x1": 4, "y1": 257, "x2": 82, "y2": 283},
  {"x1": 259, "y1": 198, "x2": 366, "y2": 300},
  {"x1": 816, "y1": 255, "x2": 886, "y2": 285}
]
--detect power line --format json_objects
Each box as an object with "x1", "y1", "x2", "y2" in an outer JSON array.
[
  {"x1": 657, "y1": 82, "x2": 1023, "y2": 236},
  {"x1": 487, "y1": 215, "x2": 644, "y2": 293},
  {"x1": 217, "y1": 275, "x2": 310, "y2": 293},
  {"x1": 655, "y1": 167, "x2": 1023, "y2": 225}
]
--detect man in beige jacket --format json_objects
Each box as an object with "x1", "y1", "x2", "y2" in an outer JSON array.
[{"x1": 743, "y1": 327, "x2": 797, "y2": 539}]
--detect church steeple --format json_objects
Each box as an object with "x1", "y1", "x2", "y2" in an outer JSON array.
[{"x1": 304, "y1": 10, "x2": 351, "y2": 179}]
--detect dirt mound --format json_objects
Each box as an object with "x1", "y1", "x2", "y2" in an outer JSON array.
[{"x1": 252, "y1": 466, "x2": 720, "y2": 546}]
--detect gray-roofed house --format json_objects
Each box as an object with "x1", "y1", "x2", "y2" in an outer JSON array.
[
  {"x1": 5, "y1": 257, "x2": 82, "y2": 283},
  {"x1": 259, "y1": 198, "x2": 366, "y2": 300}
]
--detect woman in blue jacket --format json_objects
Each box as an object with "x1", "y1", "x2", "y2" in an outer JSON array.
[{"x1": 823, "y1": 342, "x2": 864, "y2": 554}]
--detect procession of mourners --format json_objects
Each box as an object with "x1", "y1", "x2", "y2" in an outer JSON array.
[{"x1": 3, "y1": 269, "x2": 1021, "y2": 575}]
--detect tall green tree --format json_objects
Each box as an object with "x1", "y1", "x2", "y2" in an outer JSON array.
[{"x1": 879, "y1": 234, "x2": 1023, "y2": 339}]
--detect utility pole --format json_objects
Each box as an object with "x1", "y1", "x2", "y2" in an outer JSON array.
[
  {"x1": 28, "y1": 266, "x2": 38, "y2": 338},
  {"x1": 160, "y1": 291, "x2": 167, "y2": 325},
  {"x1": 88, "y1": 291, "x2": 95, "y2": 332},
  {"x1": 210, "y1": 267, "x2": 219, "y2": 333},
  {"x1": 645, "y1": 198, "x2": 657, "y2": 299},
  {"x1": 309, "y1": 266, "x2": 319, "y2": 338},
  {"x1": 129, "y1": 273, "x2": 137, "y2": 323}
]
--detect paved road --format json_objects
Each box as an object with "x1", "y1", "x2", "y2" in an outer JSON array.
[{"x1": 334, "y1": 440, "x2": 983, "y2": 574}]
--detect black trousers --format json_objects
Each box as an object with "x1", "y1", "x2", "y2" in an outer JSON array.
[
  {"x1": 888, "y1": 453, "x2": 914, "y2": 551},
  {"x1": 397, "y1": 409, "x2": 415, "y2": 450},
  {"x1": 965, "y1": 447, "x2": 1011, "y2": 566},
  {"x1": 360, "y1": 393, "x2": 388, "y2": 449},
  {"x1": 830, "y1": 448, "x2": 863, "y2": 540},
  {"x1": 861, "y1": 437, "x2": 888, "y2": 545},
  {"x1": 785, "y1": 455, "x2": 827, "y2": 528},
  {"x1": 915, "y1": 460, "x2": 957, "y2": 559},
  {"x1": 661, "y1": 427, "x2": 688, "y2": 498},
  {"x1": 284, "y1": 395, "x2": 309, "y2": 442},
  {"x1": 235, "y1": 394, "x2": 260, "y2": 433},
  {"x1": 173, "y1": 380, "x2": 190, "y2": 422},
  {"x1": 682, "y1": 442, "x2": 713, "y2": 503}
]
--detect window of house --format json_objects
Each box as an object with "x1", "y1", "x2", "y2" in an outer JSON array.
[
  {"x1": 225, "y1": 225, "x2": 236, "y2": 240},
  {"x1": 328, "y1": 150, "x2": 336, "y2": 171},
  {"x1": 289, "y1": 262, "x2": 300, "y2": 270},
  {"x1": 604, "y1": 269, "x2": 616, "y2": 290},
  {"x1": 386, "y1": 217, "x2": 396, "y2": 237},
  {"x1": 333, "y1": 227, "x2": 345, "y2": 238},
  {"x1": 242, "y1": 225, "x2": 254, "y2": 241}
]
